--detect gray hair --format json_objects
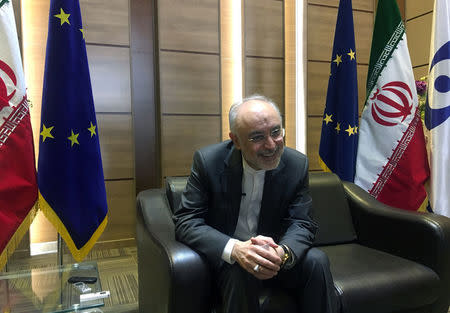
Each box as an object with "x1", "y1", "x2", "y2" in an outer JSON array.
[{"x1": 228, "y1": 94, "x2": 282, "y2": 133}]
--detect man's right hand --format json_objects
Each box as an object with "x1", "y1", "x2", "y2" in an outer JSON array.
[{"x1": 231, "y1": 239, "x2": 281, "y2": 280}]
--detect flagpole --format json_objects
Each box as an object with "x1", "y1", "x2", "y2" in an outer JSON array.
[
  {"x1": 57, "y1": 233, "x2": 64, "y2": 309},
  {"x1": 57, "y1": 233, "x2": 63, "y2": 266}
]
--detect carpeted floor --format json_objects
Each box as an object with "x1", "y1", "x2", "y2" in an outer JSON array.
[{"x1": 1, "y1": 244, "x2": 138, "y2": 313}]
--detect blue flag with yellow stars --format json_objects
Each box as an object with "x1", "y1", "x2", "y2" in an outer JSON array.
[
  {"x1": 37, "y1": 0, "x2": 108, "y2": 261},
  {"x1": 318, "y1": 0, "x2": 359, "y2": 182}
]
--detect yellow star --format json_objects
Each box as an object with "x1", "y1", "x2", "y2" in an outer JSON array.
[
  {"x1": 87, "y1": 122, "x2": 97, "y2": 137},
  {"x1": 335, "y1": 122, "x2": 341, "y2": 133},
  {"x1": 347, "y1": 48, "x2": 356, "y2": 60},
  {"x1": 333, "y1": 54, "x2": 342, "y2": 66},
  {"x1": 354, "y1": 126, "x2": 358, "y2": 134},
  {"x1": 54, "y1": 8, "x2": 70, "y2": 26},
  {"x1": 68, "y1": 130, "x2": 80, "y2": 147},
  {"x1": 40, "y1": 124, "x2": 55, "y2": 142},
  {"x1": 323, "y1": 114, "x2": 333, "y2": 125},
  {"x1": 345, "y1": 125, "x2": 355, "y2": 136},
  {"x1": 80, "y1": 28, "x2": 85, "y2": 39}
]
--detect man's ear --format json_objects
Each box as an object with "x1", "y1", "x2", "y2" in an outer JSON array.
[{"x1": 229, "y1": 132, "x2": 241, "y2": 150}]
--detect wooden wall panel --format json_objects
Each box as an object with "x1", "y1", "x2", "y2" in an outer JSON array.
[
  {"x1": 157, "y1": 0, "x2": 221, "y2": 180},
  {"x1": 308, "y1": 6, "x2": 373, "y2": 65},
  {"x1": 160, "y1": 51, "x2": 220, "y2": 114},
  {"x1": 308, "y1": 0, "x2": 374, "y2": 11},
  {"x1": 245, "y1": 0, "x2": 283, "y2": 58},
  {"x1": 101, "y1": 180, "x2": 136, "y2": 241},
  {"x1": 406, "y1": 0, "x2": 434, "y2": 80},
  {"x1": 307, "y1": 62, "x2": 368, "y2": 116},
  {"x1": 306, "y1": 117, "x2": 323, "y2": 171},
  {"x1": 413, "y1": 65, "x2": 429, "y2": 80},
  {"x1": 406, "y1": 0, "x2": 434, "y2": 20},
  {"x1": 158, "y1": 0, "x2": 219, "y2": 53},
  {"x1": 357, "y1": 65, "x2": 369, "y2": 106},
  {"x1": 352, "y1": 10, "x2": 374, "y2": 64},
  {"x1": 80, "y1": 0, "x2": 129, "y2": 46},
  {"x1": 161, "y1": 116, "x2": 221, "y2": 177},
  {"x1": 12, "y1": 0, "x2": 20, "y2": 41},
  {"x1": 307, "y1": 5, "x2": 335, "y2": 61},
  {"x1": 397, "y1": 0, "x2": 405, "y2": 19},
  {"x1": 87, "y1": 46, "x2": 131, "y2": 113},
  {"x1": 245, "y1": 58, "x2": 284, "y2": 113},
  {"x1": 244, "y1": 0, "x2": 284, "y2": 119},
  {"x1": 406, "y1": 13, "x2": 433, "y2": 67},
  {"x1": 97, "y1": 114, "x2": 134, "y2": 180},
  {"x1": 307, "y1": 62, "x2": 330, "y2": 116}
]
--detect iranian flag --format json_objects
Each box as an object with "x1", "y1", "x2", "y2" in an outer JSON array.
[
  {"x1": 0, "y1": 1, "x2": 38, "y2": 269},
  {"x1": 354, "y1": 0, "x2": 430, "y2": 212}
]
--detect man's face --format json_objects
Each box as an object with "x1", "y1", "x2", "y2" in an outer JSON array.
[{"x1": 230, "y1": 100, "x2": 284, "y2": 171}]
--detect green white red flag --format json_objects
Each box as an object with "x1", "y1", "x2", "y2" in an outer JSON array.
[
  {"x1": 0, "y1": 1, "x2": 38, "y2": 269},
  {"x1": 354, "y1": 0, "x2": 430, "y2": 211}
]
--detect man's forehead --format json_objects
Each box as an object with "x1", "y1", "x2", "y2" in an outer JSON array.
[
  {"x1": 238, "y1": 112, "x2": 281, "y2": 133},
  {"x1": 241, "y1": 99, "x2": 269, "y2": 111},
  {"x1": 238, "y1": 100, "x2": 279, "y2": 120}
]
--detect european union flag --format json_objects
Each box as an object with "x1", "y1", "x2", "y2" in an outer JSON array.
[
  {"x1": 318, "y1": 0, "x2": 359, "y2": 182},
  {"x1": 37, "y1": 0, "x2": 108, "y2": 261}
]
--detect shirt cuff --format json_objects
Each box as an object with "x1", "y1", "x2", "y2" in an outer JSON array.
[{"x1": 221, "y1": 238, "x2": 237, "y2": 264}]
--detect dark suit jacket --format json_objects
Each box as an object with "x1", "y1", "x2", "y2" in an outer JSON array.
[{"x1": 173, "y1": 140, "x2": 318, "y2": 269}]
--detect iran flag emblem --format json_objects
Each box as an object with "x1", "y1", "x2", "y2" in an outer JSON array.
[{"x1": 355, "y1": 0, "x2": 429, "y2": 212}]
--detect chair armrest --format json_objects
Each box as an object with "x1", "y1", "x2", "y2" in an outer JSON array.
[
  {"x1": 343, "y1": 181, "x2": 450, "y2": 278},
  {"x1": 136, "y1": 189, "x2": 212, "y2": 313},
  {"x1": 343, "y1": 181, "x2": 450, "y2": 312}
]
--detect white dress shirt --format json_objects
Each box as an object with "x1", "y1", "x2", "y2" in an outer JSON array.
[{"x1": 222, "y1": 157, "x2": 266, "y2": 264}]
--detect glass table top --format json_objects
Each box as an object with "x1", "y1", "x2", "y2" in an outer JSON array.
[{"x1": 0, "y1": 261, "x2": 104, "y2": 313}]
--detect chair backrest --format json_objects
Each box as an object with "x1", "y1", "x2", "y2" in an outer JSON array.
[
  {"x1": 166, "y1": 176, "x2": 188, "y2": 213},
  {"x1": 309, "y1": 172, "x2": 356, "y2": 246},
  {"x1": 165, "y1": 172, "x2": 357, "y2": 246}
]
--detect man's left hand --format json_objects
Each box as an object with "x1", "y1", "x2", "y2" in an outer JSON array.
[{"x1": 251, "y1": 235, "x2": 285, "y2": 265}]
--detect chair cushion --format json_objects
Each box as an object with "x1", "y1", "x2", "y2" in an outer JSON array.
[
  {"x1": 309, "y1": 172, "x2": 357, "y2": 246},
  {"x1": 319, "y1": 243, "x2": 440, "y2": 313},
  {"x1": 166, "y1": 176, "x2": 189, "y2": 213}
]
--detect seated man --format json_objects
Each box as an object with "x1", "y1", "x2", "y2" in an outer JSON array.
[{"x1": 173, "y1": 94, "x2": 337, "y2": 313}]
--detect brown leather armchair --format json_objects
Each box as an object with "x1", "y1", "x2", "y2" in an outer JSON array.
[{"x1": 136, "y1": 172, "x2": 450, "y2": 313}]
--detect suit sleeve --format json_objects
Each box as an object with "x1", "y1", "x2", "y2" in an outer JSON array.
[
  {"x1": 173, "y1": 150, "x2": 231, "y2": 268},
  {"x1": 278, "y1": 158, "x2": 318, "y2": 263}
]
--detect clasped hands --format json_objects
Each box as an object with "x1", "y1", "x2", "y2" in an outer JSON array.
[{"x1": 231, "y1": 235, "x2": 285, "y2": 280}]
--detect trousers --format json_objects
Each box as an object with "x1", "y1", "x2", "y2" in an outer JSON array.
[{"x1": 215, "y1": 248, "x2": 338, "y2": 313}]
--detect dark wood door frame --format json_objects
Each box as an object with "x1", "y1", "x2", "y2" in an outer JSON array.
[{"x1": 130, "y1": 0, "x2": 161, "y2": 192}]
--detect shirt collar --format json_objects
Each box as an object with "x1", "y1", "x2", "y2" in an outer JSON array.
[{"x1": 242, "y1": 156, "x2": 266, "y2": 176}]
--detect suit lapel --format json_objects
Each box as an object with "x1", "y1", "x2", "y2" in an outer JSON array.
[
  {"x1": 220, "y1": 146, "x2": 288, "y2": 236},
  {"x1": 258, "y1": 159, "x2": 286, "y2": 234},
  {"x1": 221, "y1": 146, "x2": 243, "y2": 234}
]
